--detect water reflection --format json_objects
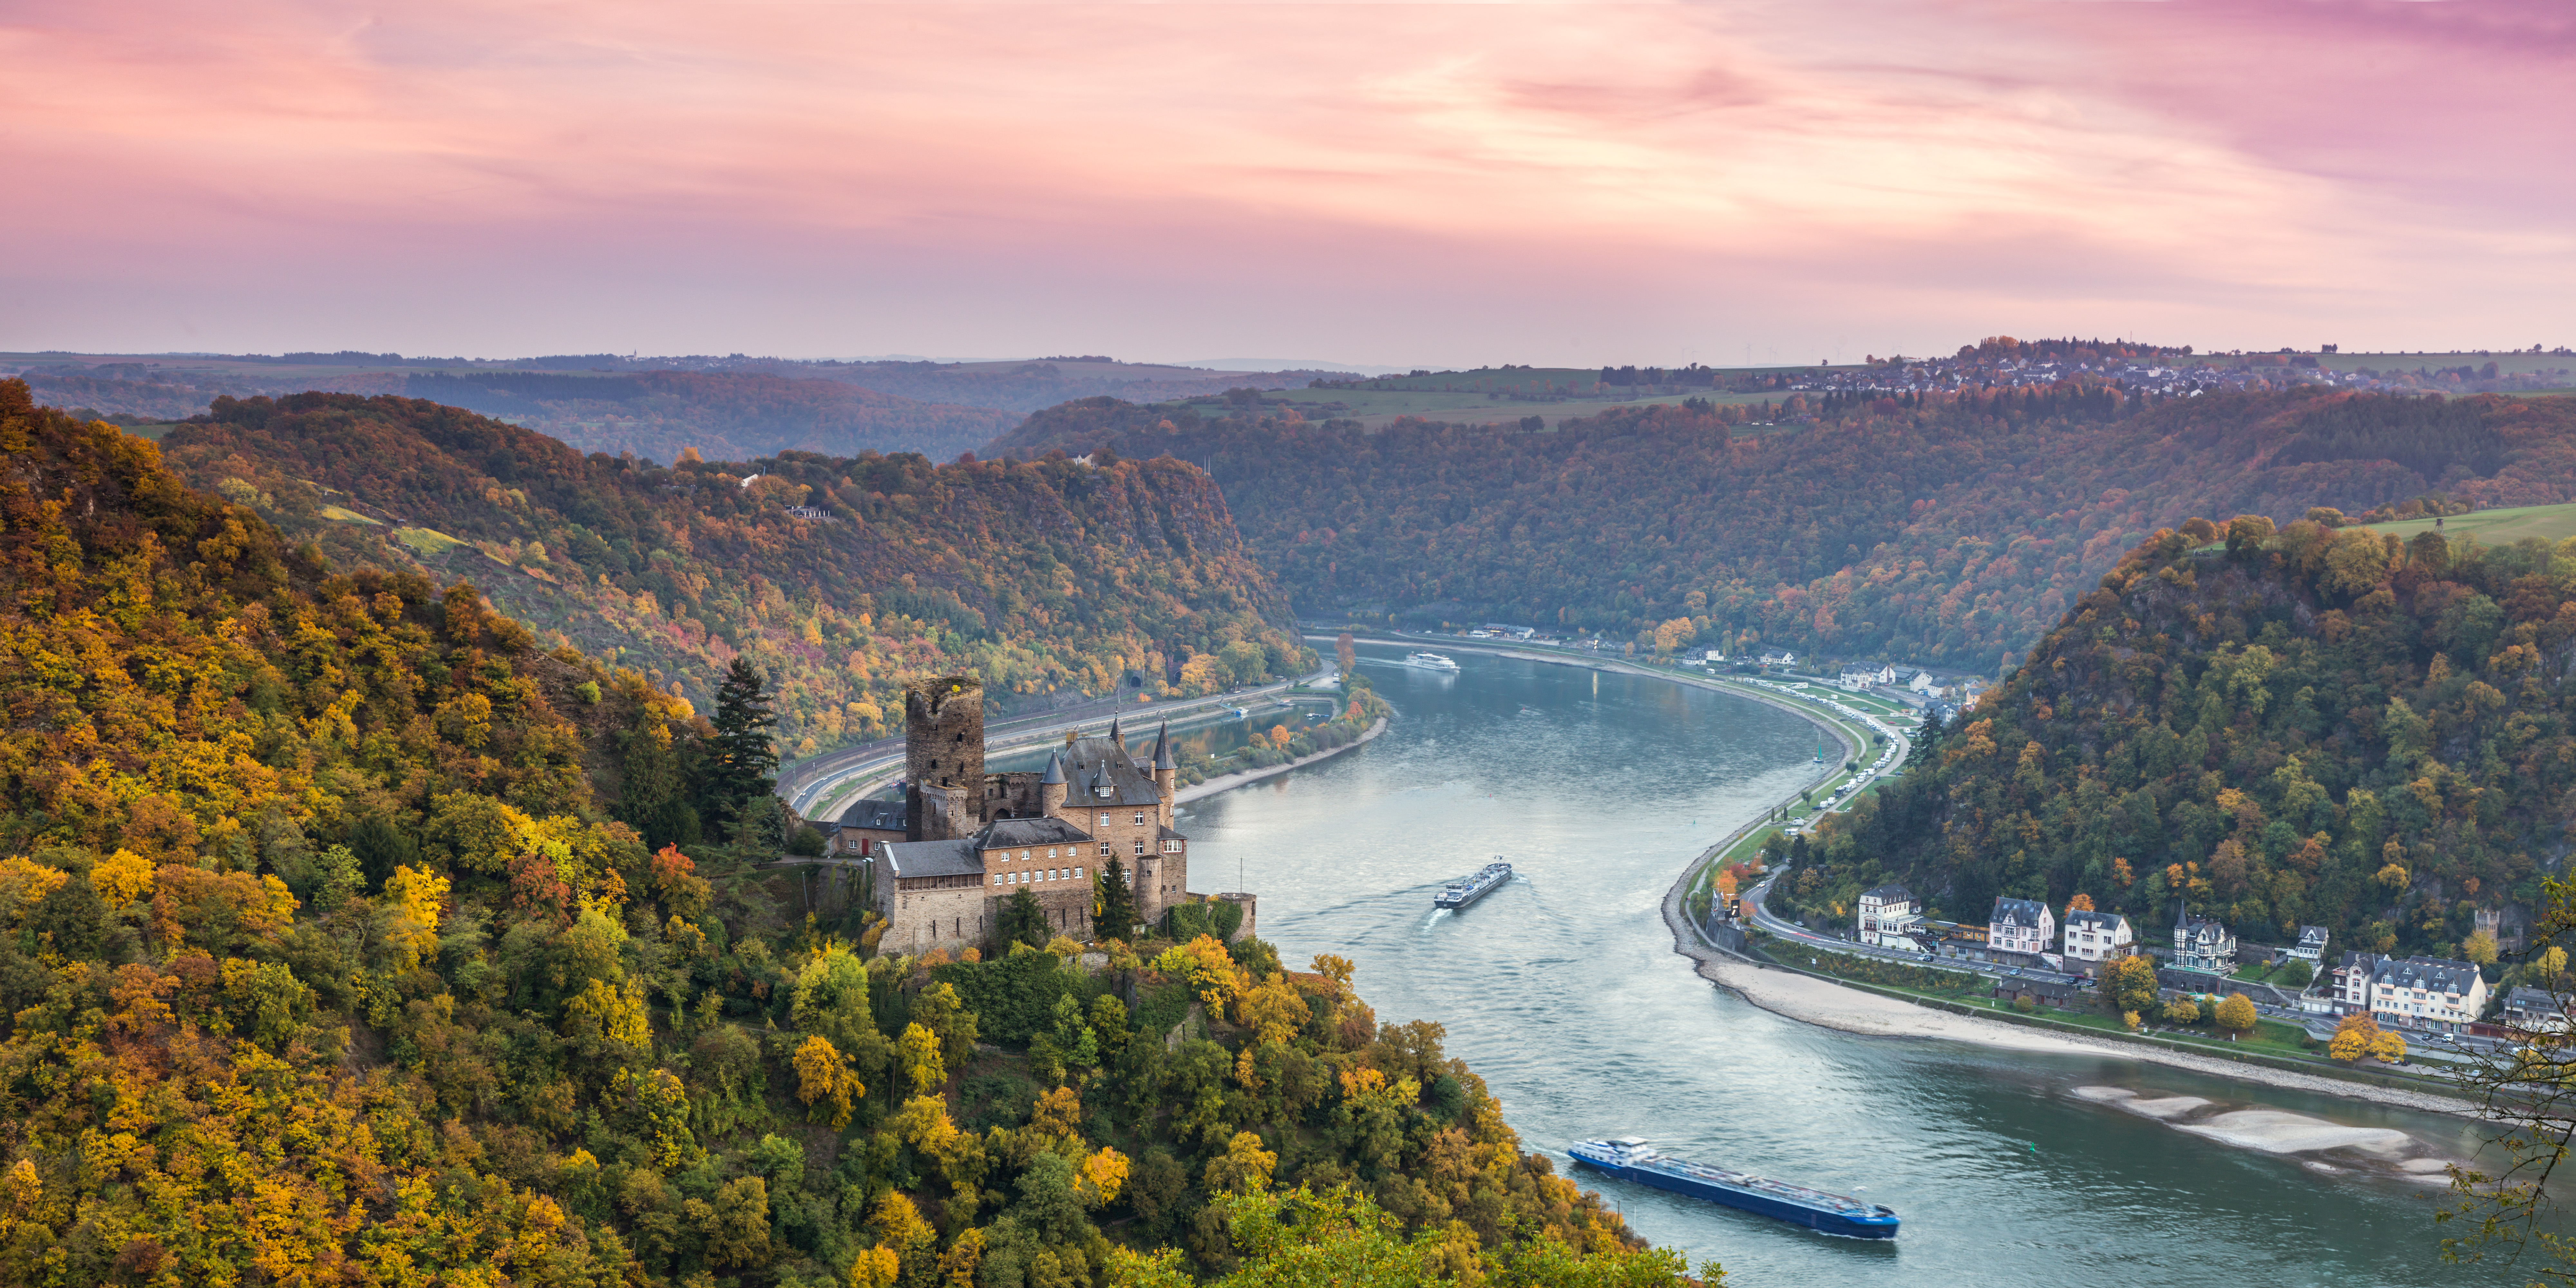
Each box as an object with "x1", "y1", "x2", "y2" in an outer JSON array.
[{"x1": 1176, "y1": 644, "x2": 2515, "y2": 1288}]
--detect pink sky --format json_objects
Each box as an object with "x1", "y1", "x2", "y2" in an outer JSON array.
[{"x1": 5, "y1": 1, "x2": 2569, "y2": 367}]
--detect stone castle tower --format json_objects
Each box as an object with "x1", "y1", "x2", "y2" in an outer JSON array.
[
  {"x1": 878, "y1": 673, "x2": 1211, "y2": 954},
  {"x1": 904, "y1": 676, "x2": 985, "y2": 842}
]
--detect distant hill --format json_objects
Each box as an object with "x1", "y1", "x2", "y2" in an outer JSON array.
[
  {"x1": 396, "y1": 369, "x2": 1017, "y2": 463},
  {"x1": 8, "y1": 352, "x2": 1355, "y2": 461},
  {"x1": 1782, "y1": 513, "x2": 2576, "y2": 960},
  {"x1": 152, "y1": 391, "x2": 1306, "y2": 759},
  {"x1": 988, "y1": 388, "x2": 2576, "y2": 674}
]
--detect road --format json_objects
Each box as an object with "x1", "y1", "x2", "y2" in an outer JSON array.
[{"x1": 778, "y1": 669, "x2": 1336, "y2": 819}]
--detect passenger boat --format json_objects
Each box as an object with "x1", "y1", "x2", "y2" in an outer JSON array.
[
  {"x1": 1567, "y1": 1137, "x2": 1898, "y2": 1239},
  {"x1": 1396, "y1": 651, "x2": 1461, "y2": 672},
  {"x1": 1434, "y1": 860, "x2": 1512, "y2": 909}
]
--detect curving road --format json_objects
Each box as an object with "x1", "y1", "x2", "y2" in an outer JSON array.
[{"x1": 779, "y1": 670, "x2": 1335, "y2": 819}]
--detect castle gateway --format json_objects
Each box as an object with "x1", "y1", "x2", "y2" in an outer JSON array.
[{"x1": 875, "y1": 675, "x2": 1197, "y2": 954}]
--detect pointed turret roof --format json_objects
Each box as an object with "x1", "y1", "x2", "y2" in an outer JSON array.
[
  {"x1": 1041, "y1": 751, "x2": 1066, "y2": 785},
  {"x1": 1154, "y1": 721, "x2": 1175, "y2": 770},
  {"x1": 1109, "y1": 714, "x2": 1123, "y2": 742}
]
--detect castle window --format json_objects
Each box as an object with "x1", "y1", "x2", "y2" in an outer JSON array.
[
  {"x1": 1020, "y1": 849, "x2": 1031, "y2": 861},
  {"x1": 1133, "y1": 839, "x2": 1146, "y2": 856},
  {"x1": 1133, "y1": 811, "x2": 1145, "y2": 825},
  {"x1": 1098, "y1": 843, "x2": 1111, "y2": 857},
  {"x1": 1163, "y1": 840, "x2": 1181, "y2": 853},
  {"x1": 1098, "y1": 812, "x2": 1110, "y2": 827},
  {"x1": 1075, "y1": 866, "x2": 1084, "y2": 878},
  {"x1": 992, "y1": 874, "x2": 1001, "y2": 886}
]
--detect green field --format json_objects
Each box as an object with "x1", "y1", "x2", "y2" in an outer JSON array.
[
  {"x1": 2358, "y1": 501, "x2": 2576, "y2": 546},
  {"x1": 2311, "y1": 350, "x2": 2574, "y2": 376}
]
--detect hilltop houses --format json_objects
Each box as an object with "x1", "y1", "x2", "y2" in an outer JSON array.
[
  {"x1": 2173, "y1": 912, "x2": 2238, "y2": 972},
  {"x1": 2060, "y1": 908, "x2": 2135, "y2": 972},
  {"x1": 1857, "y1": 884, "x2": 1923, "y2": 950}
]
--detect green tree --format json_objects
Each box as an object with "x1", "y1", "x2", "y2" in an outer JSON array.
[
  {"x1": 698, "y1": 658, "x2": 779, "y2": 838},
  {"x1": 999, "y1": 887, "x2": 1050, "y2": 950},
  {"x1": 1095, "y1": 858, "x2": 1139, "y2": 944}
]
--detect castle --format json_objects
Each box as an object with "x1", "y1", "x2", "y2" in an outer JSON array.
[{"x1": 864, "y1": 675, "x2": 1204, "y2": 954}]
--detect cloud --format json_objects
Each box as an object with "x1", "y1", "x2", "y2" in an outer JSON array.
[{"x1": 1, "y1": 0, "x2": 2565, "y2": 363}]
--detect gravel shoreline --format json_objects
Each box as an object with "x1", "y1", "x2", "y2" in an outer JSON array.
[{"x1": 1678, "y1": 936, "x2": 2490, "y2": 1118}]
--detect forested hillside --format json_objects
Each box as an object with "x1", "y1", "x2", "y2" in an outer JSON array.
[
  {"x1": 1781, "y1": 513, "x2": 2576, "y2": 960},
  {"x1": 149, "y1": 390, "x2": 1306, "y2": 760},
  {"x1": 990, "y1": 390, "x2": 2576, "y2": 674},
  {"x1": 0, "y1": 383, "x2": 1697, "y2": 1287},
  {"x1": 400, "y1": 371, "x2": 1018, "y2": 465}
]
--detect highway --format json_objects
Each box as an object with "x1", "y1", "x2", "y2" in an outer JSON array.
[{"x1": 778, "y1": 669, "x2": 1336, "y2": 819}]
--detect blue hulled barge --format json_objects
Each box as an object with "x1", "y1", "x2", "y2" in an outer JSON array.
[
  {"x1": 1568, "y1": 1137, "x2": 1898, "y2": 1239},
  {"x1": 1435, "y1": 861, "x2": 1512, "y2": 910}
]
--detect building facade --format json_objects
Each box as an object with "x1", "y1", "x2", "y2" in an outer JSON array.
[
  {"x1": 2173, "y1": 913, "x2": 2237, "y2": 972},
  {"x1": 2287, "y1": 925, "x2": 2329, "y2": 962},
  {"x1": 876, "y1": 675, "x2": 1196, "y2": 954},
  {"x1": 1857, "y1": 884, "x2": 1921, "y2": 949},
  {"x1": 2060, "y1": 909, "x2": 2134, "y2": 971},
  {"x1": 2353, "y1": 954, "x2": 2489, "y2": 1033},
  {"x1": 1990, "y1": 897, "x2": 2055, "y2": 957}
]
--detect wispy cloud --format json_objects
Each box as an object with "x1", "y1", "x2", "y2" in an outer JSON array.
[{"x1": 3, "y1": 1, "x2": 2565, "y2": 363}]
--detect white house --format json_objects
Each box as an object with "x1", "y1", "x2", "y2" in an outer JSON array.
[
  {"x1": 1838, "y1": 663, "x2": 1896, "y2": 691},
  {"x1": 1857, "y1": 884, "x2": 1923, "y2": 950},
  {"x1": 2358, "y1": 954, "x2": 2490, "y2": 1034},
  {"x1": 2173, "y1": 912, "x2": 2237, "y2": 972},
  {"x1": 1907, "y1": 670, "x2": 1942, "y2": 696},
  {"x1": 1760, "y1": 649, "x2": 1798, "y2": 668},
  {"x1": 2287, "y1": 925, "x2": 2329, "y2": 963},
  {"x1": 2060, "y1": 908, "x2": 2135, "y2": 969},
  {"x1": 1990, "y1": 897, "x2": 2056, "y2": 958}
]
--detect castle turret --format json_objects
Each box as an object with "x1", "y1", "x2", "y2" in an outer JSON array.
[
  {"x1": 1039, "y1": 750, "x2": 1068, "y2": 818},
  {"x1": 1152, "y1": 721, "x2": 1176, "y2": 817}
]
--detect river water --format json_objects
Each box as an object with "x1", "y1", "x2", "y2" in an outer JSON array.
[{"x1": 1174, "y1": 643, "x2": 2515, "y2": 1287}]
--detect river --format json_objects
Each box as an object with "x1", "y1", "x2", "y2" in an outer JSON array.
[{"x1": 1173, "y1": 643, "x2": 2515, "y2": 1287}]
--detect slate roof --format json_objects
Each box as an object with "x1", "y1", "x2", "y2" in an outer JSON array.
[
  {"x1": 979, "y1": 817, "x2": 1093, "y2": 850},
  {"x1": 2371, "y1": 955, "x2": 2482, "y2": 995},
  {"x1": 2297, "y1": 925, "x2": 2329, "y2": 950},
  {"x1": 1062, "y1": 732, "x2": 1164, "y2": 808},
  {"x1": 2505, "y1": 987, "x2": 2559, "y2": 1016},
  {"x1": 1156, "y1": 824, "x2": 1189, "y2": 842},
  {"x1": 1861, "y1": 884, "x2": 1913, "y2": 903},
  {"x1": 2177, "y1": 912, "x2": 2231, "y2": 939},
  {"x1": 838, "y1": 797, "x2": 912, "y2": 832},
  {"x1": 1991, "y1": 897, "x2": 2051, "y2": 930},
  {"x1": 882, "y1": 838, "x2": 981, "y2": 879},
  {"x1": 2064, "y1": 909, "x2": 2128, "y2": 934}
]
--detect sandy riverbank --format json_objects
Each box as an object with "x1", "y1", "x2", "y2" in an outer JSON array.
[{"x1": 1684, "y1": 947, "x2": 2486, "y2": 1117}]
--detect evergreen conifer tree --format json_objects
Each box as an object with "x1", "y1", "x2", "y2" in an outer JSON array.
[
  {"x1": 699, "y1": 658, "x2": 779, "y2": 838},
  {"x1": 1094, "y1": 857, "x2": 1138, "y2": 943},
  {"x1": 999, "y1": 888, "x2": 1049, "y2": 949}
]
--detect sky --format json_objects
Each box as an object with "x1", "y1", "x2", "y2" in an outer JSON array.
[{"x1": 5, "y1": 1, "x2": 2570, "y2": 369}]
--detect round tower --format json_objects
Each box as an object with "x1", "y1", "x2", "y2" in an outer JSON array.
[
  {"x1": 1039, "y1": 750, "x2": 1069, "y2": 819},
  {"x1": 1152, "y1": 721, "x2": 1177, "y2": 819}
]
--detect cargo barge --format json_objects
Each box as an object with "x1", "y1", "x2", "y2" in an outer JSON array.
[
  {"x1": 1567, "y1": 1137, "x2": 1898, "y2": 1239},
  {"x1": 1434, "y1": 861, "x2": 1512, "y2": 910}
]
